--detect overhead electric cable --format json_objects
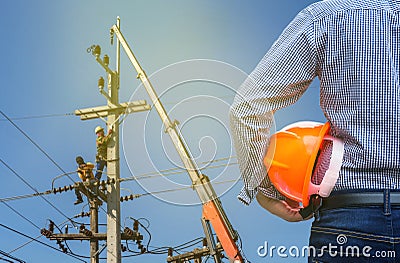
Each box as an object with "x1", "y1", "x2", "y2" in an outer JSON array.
[
  {"x1": 0, "y1": 94, "x2": 236, "y2": 121},
  {"x1": 0, "y1": 112, "x2": 74, "y2": 121},
  {"x1": 0, "y1": 111, "x2": 75, "y2": 183},
  {"x1": 0, "y1": 159, "x2": 75, "y2": 223},
  {"x1": 120, "y1": 157, "x2": 238, "y2": 182},
  {"x1": 0, "y1": 158, "x2": 238, "y2": 203},
  {"x1": 122, "y1": 178, "x2": 240, "y2": 200},
  {"x1": 8, "y1": 216, "x2": 86, "y2": 254},
  {"x1": 1, "y1": 201, "x2": 41, "y2": 230},
  {"x1": 0, "y1": 249, "x2": 25, "y2": 263},
  {"x1": 0, "y1": 191, "x2": 53, "y2": 202},
  {"x1": 0, "y1": 223, "x2": 86, "y2": 263}
]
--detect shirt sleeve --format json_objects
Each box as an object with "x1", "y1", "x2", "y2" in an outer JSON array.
[
  {"x1": 77, "y1": 168, "x2": 84, "y2": 181},
  {"x1": 105, "y1": 134, "x2": 112, "y2": 144},
  {"x1": 230, "y1": 8, "x2": 318, "y2": 205},
  {"x1": 97, "y1": 135, "x2": 112, "y2": 146}
]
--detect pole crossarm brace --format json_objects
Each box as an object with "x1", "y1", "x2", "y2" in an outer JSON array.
[
  {"x1": 75, "y1": 100, "x2": 150, "y2": 121},
  {"x1": 74, "y1": 182, "x2": 107, "y2": 204},
  {"x1": 110, "y1": 24, "x2": 244, "y2": 262},
  {"x1": 167, "y1": 244, "x2": 224, "y2": 263},
  {"x1": 50, "y1": 232, "x2": 141, "y2": 241}
]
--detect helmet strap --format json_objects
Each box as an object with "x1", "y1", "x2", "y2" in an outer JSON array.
[
  {"x1": 299, "y1": 194, "x2": 322, "y2": 219},
  {"x1": 318, "y1": 135, "x2": 345, "y2": 197}
]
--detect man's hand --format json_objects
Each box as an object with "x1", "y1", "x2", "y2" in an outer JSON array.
[
  {"x1": 256, "y1": 192, "x2": 304, "y2": 222},
  {"x1": 108, "y1": 129, "x2": 113, "y2": 135}
]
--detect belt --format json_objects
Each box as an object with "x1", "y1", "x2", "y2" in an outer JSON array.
[{"x1": 321, "y1": 191, "x2": 400, "y2": 211}]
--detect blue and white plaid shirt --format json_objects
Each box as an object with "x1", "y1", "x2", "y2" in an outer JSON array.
[{"x1": 230, "y1": 0, "x2": 400, "y2": 205}]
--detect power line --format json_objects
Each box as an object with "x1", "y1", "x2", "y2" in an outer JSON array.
[
  {"x1": 1, "y1": 192, "x2": 80, "y2": 257},
  {"x1": 0, "y1": 162, "x2": 239, "y2": 252},
  {"x1": 121, "y1": 178, "x2": 240, "y2": 200},
  {"x1": 0, "y1": 158, "x2": 238, "y2": 203},
  {"x1": 0, "y1": 159, "x2": 75, "y2": 223},
  {"x1": 1, "y1": 201, "x2": 41, "y2": 230},
  {"x1": 1, "y1": 201, "x2": 79, "y2": 261},
  {"x1": 8, "y1": 214, "x2": 90, "y2": 254},
  {"x1": 0, "y1": 111, "x2": 75, "y2": 184},
  {"x1": 120, "y1": 156, "x2": 237, "y2": 182},
  {"x1": 2, "y1": 106, "x2": 241, "y2": 261},
  {"x1": 0, "y1": 257, "x2": 13, "y2": 263},
  {"x1": 0, "y1": 191, "x2": 52, "y2": 202},
  {"x1": 1, "y1": 110, "x2": 117, "y2": 259},
  {"x1": 1, "y1": 158, "x2": 233, "y2": 260},
  {"x1": 1, "y1": 159, "x2": 89, "y2": 258},
  {"x1": 0, "y1": 258, "x2": 13, "y2": 263},
  {"x1": 0, "y1": 223, "x2": 86, "y2": 263},
  {"x1": 0, "y1": 111, "x2": 238, "y2": 260},
  {"x1": 0, "y1": 112, "x2": 74, "y2": 121},
  {"x1": 0, "y1": 94, "x2": 235, "y2": 122},
  {"x1": 0, "y1": 249, "x2": 25, "y2": 263},
  {"x1": 163, "y1": 95, "x2": 235, "y2": 106}
]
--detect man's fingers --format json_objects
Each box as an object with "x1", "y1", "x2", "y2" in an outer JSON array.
[{"x1": 256, "y1": 192, "x2": 304, "y2": 222}]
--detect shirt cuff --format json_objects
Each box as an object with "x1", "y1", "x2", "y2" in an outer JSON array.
[{"x1": 237, "y1": 184, "x2": 284, "y2": 206}]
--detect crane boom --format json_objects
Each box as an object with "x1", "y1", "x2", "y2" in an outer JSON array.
[{"x1": 111, "y1": 25, "x2": 243, "y2": 262}]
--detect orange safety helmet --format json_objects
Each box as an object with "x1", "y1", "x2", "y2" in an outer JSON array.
[{"x1": 264, "y1": 121, "x2": 344, "y2": 207}]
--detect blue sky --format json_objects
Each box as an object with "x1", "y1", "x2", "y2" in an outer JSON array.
[{"x1": 1, "y1": 1, "x2": 325, "y2": 262}]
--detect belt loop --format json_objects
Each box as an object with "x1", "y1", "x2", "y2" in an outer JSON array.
[{"x1": 384, "y1": 189, "x2": 391, "y2": 215}]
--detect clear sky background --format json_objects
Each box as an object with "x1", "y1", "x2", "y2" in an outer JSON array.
[{"x1": 1, "y1": 1, "x2": 325, "y2": 262}]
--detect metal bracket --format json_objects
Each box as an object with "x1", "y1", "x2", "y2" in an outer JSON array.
[
  {"x1": 164, "y1": 120, "x2": 180, "y2": 133},
  {"x1": 106, "y1": 158, "x2": 120, "y2": 163},
  {"x1": 74, "y1": 181, "x2": 107, "y2": 204},
  {"x1": 191, "y1": 174, "x2": 209, "y2": 190}
]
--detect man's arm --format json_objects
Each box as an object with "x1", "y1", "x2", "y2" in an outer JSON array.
[
  {"x1": 105, "y1": 129, "x2": 113, "y2": 144},
  {"x1": 230, "y1": 8, "x2": 317, "y2": 218}
]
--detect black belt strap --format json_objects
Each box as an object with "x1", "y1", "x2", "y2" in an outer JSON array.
[
  {"x1": 321, "y1": 192, "x2": 400, "y2": 211},
  {"x1": 299, "y1": 192, "x2": 400, "y2": 219},
  {"x1": 299, "y1": 195, "x2": 322, "y2": 219}
]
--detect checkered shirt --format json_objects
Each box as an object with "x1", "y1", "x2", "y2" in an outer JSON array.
[{"x1": 230, "y1": 0, "x2": 400, "y2": 205}]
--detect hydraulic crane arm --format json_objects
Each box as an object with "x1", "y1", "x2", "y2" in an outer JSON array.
[{"x1": 111, "y1": 25, "x2": 243, "y2": 262}]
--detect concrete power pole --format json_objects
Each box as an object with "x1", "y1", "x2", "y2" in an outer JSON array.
[
  {"x1": 106, "y1": 17, "x2": 121, "y2": 263},
  {"x1": 74, "y1": 17, "x2": 150, "y2": 263},
  {"x1": 73, "y1": 16, "x2": 242, "y2": 263},
  {"x1": 90, "y1": 199, "x2": 99, "y2": 263}
]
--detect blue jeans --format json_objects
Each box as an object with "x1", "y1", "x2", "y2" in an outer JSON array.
[
  {"x1": 309, "y1": 190, "x2": 400, "y2": 263},
  {"x1": 95, "y1": 160, "x2": 106, "y2": 180}
]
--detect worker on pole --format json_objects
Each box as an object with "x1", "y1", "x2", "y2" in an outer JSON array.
[
  {"x1": 74, "y1": 156, "x2": 95, "y2": 205},
  {"x1": 94, "y1": 126, "x2": 112, "y2": 180},
  {"x1": 76, "y1": 156, "x2": 95, "y2": 182}
]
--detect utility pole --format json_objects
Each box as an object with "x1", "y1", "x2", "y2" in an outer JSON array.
[
  {"x1": 106, "y1": 16, "x2": 121, "y2": 263},
  {"x1": 90, "y1": 198, "x2": 99, "y2": 263},
  {"x1": 53, "y1": 16, "x2": 243, "y2": 263},
  {"x1": 74, "y1": 17, "x2": 150, "y2": 263},
  {"x1": 38, "y1": 17, "x2": 149, "y2": 263}
]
